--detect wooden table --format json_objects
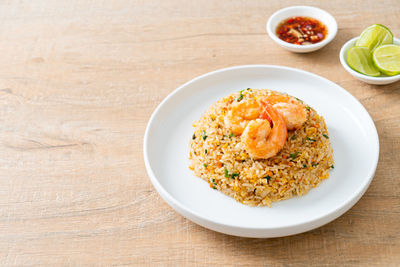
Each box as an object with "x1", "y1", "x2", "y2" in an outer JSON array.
[{"x1": 1, "y1": 0, "x2": 399, "y2": 265}]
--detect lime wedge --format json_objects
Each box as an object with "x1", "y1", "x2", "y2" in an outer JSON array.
[
  {"x1": 355, "y1": 24, "x2": 393, "y2": 51},
  {"x1": 372, "y1": 44, "x2": 400, "y2": 76},
  {"x1": 347, "y1": 47, "x2": 381, "y2": 76}
]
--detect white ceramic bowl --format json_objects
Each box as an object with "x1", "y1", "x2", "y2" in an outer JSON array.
[
  {"x1": 266, "y1": 6, "x2": 337, "y2": 53},
  {"x1": 144, "y1": 65, "x2": 379, "y2": 238},
  {"x1": 339, "y1": 37, "x2": 400, "y2": 85}
]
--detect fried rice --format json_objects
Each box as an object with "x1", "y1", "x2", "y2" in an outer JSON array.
[{"x1": 188, "y1": 89, "x2": 334, "y2": 207}]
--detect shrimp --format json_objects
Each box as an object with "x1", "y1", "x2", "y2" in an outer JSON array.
[
  {"x1": 241, "y1": 102, "x2": 287, "y2": 159},
  {"x1": 224, "y1": 98, "x2": 261, "y2": 135},
  {"x1": 272, "y1": 101, "x2": 307, "y2": 130},
  {"x1": 265, "y1": 94, "x2": 307, "y2": 130}
]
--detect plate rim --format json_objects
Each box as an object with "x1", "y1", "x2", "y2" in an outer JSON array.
[{"x1": 143, "y1": 64, "x2": 380, "y2": 237}]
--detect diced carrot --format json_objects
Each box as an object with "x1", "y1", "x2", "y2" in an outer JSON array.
[{"x1": 217, "y1": 162, "x2": 222, "y2": 168}]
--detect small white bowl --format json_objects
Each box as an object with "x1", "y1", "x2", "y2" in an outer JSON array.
[
  {"x1": 266, "y1": 6, "x2": 337, "y2": 53},
  {"x1": 339, "y1": 37, "x2": 400, "y2": 85}
]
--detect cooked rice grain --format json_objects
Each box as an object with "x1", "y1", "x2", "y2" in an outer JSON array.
[{"x1": 189, "y1": 89, "x2": 334, "y2": 207}]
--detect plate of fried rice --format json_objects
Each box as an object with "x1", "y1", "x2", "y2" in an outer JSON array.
[{"x1": 144, "y1": 65, "x2": 379, "y2": 238}]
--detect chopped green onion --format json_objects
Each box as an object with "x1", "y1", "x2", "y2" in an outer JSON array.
[
  {"x1": 323, "y1": 134, "x2": 329, "y2": 139},
  {"x1": 203, "y1": 163, "x2": 208, "y2": 168},
  {"x1": 303, "y1": 164, "x2": 307, "y2": 168},
  {"x1": 289, "y1": 152, "x2": 300, "y2": 160},
  {"x1": 295, "y1": 97, "x2": 303, "y2": 103},
  {"x1": 236, "y1": 89, "x2": 246, "y2": 102},
  {"x1": 231, "y1": 173, "x2": 239, "y2": 179},
  {"x1": 305, "y1": 106, "x2": 310, "y2": 111},
  {"x1": 331, "y1": 165, "x2": 335, "y2": 169},
  {"x1": 204, "y1": 149, "x2": 208, "y2": 154},
  {"x1": 264, "y1": 175, "x2": 271, "y2": 181},
  {"x1": 202, "y1": 130, "x2": 207, "y2": 140},
  {"x1": 306, "y1": 137, "x2": 316, "y2": 142},
  {"x1": 291, "y1": 134, "x2": 297, "y2": 140},
  {"x1": 212, "y1": 178, "x2": 217, "y2": 186},
  {"x1": 192, "y1": 134, "x2": 196, "y2": 140},
  {"x1": 224, "y1": 168, "x2": 229, "y2": 178},
  {"x1": 213, "y1": 186, "x2": 216, "y2": 189},
  {"x1": 228, "y1": 133, "x2": 235, "y2": 138}
]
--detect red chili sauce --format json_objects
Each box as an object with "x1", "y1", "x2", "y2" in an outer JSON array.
[{"x1": 276, "y1": 16, "x2": 327, "y2": 45}]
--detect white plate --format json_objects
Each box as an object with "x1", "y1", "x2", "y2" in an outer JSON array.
[{"x1": 143, "y1": 65, "x2": 379, "y2": 238}]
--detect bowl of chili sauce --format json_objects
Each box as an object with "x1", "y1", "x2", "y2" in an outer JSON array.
[{"x1": 267, "y1": 6, "x2": 337, "y2": 53}]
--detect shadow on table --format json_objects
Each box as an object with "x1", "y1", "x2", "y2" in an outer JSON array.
[{"x1": 206, "y1": 194, "x2": 391, "y2": 264}]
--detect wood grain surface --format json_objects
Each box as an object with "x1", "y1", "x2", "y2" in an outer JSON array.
[{"x1": 0, "y1": 0, "x2": 399, "y2": 265}]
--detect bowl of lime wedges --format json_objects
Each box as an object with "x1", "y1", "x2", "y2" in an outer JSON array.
[{"x1": 340, "y1": 24, "x2": 400, "y2": 85}]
